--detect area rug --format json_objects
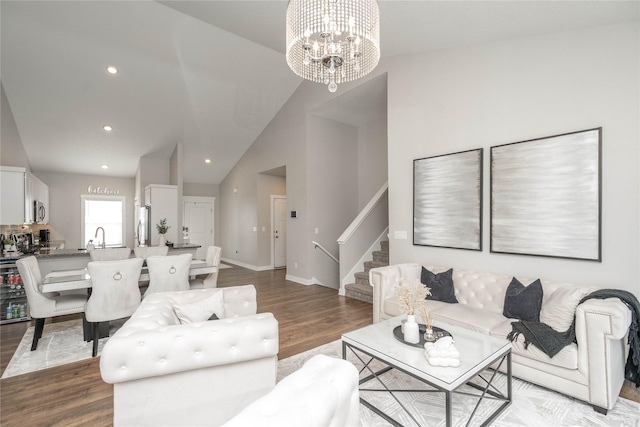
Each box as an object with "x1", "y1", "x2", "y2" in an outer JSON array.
[
  {"x1": 5, "y1": 326, "x2": 639, "y2": 427},
  {"x1": 1, "y1": 319, "x2": 125, "y2": 379},
  {"x1": 278, "y1": 341, "x2": 640, "y2": 427}
]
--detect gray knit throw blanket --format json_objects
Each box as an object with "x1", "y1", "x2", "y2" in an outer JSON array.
[{"x1": 507, "y1": 289, "x2": 640, "y2": 387}]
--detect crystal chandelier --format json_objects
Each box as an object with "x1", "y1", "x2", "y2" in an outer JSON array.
[{"x1": 286, "y1": 0, "x2": 380, "y2": 93}]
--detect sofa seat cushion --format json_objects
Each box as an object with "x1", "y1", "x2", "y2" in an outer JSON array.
[
  {"x1": 383, "y1": 297, "x2": 451, "y2": 319},
  {"x1": 430, "y1": 304, "x2": 508, "y2": 334},
  {"x1": 490, "y1": 320, "x2": 578, "y2": 370}
]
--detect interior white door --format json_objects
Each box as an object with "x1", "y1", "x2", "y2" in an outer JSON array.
[
  {"x1": 183, "y1": 199, "x2": 214, "y2": 260},
  {"x1": 273, "y1": 197, "x2": 287, "y2": 268}
]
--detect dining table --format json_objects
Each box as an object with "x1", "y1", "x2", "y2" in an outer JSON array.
[{"x1": 41, "y1": 260, "x2": 218, "y2": 293}]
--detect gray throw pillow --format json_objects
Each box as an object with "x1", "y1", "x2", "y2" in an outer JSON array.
[
  {"x1": 421, "y1": 267, "x2": 458, "y2": 303},
  {"x1": 503, "y1": 278, "x2": 543, "y2": 322}
]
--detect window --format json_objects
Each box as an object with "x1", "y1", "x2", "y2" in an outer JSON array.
[{"x1": 81, "y1": 195, "x2": 126, "y2": 247}]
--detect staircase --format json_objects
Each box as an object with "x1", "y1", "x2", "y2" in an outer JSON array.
[{"x1": 344, "y1": 240, "x2": 388, "y2": 303}]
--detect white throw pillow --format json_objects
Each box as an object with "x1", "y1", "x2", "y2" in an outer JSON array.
[
  {"x1": 540, "y1": 287, "x2": 590, "y2": 332},
  {"x1": 173, "y1": 291, "x2": 225, "y2": 324}
]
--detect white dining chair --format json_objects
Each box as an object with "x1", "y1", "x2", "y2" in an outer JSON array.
[
  {"x1": 89, "y1": 247, "x2": 132, "y2": 261},
  {"x1": 16, "y1": 256, "x2": 88, "y2": 351},
  {"x1": 133, "y1": 245, "x2": 169, "y2": 260},
  {"x1": 189, "y1": 246, "x2": 222, "y2": 289},
  {"x1": 145, "y1": 253, "x2": 192, "y2": 296},
  {"x1": 85, "y1": 258, "x2": 143, "y2": 357}
]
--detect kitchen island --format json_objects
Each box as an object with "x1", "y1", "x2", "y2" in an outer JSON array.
[{"x1": 2, "y1": 244, "x2": 201, "y2": 276}]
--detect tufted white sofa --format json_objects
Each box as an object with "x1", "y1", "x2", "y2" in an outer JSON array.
[
  {"x1": 370, "y1": 263, "x2": 633, "y2": 414},
  {"x1": 223, "y1": 354, "x2": 360, "y2": 427},
  {"x1": 100, "y1": 285, "x2": 279, "y2": 426}
]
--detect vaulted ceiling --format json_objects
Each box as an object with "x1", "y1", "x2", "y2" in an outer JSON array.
[{"x1": 1, "y1": 1, "x2": 637, "y2": 184}]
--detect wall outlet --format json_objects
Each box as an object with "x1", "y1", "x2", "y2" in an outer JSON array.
[
  {"x1": 314, "y1": 227, "x2": 319, "y2": 234},
  {"x1": 294, "y1": 262, "x2": 298, "y2": 269},
  {"x1": 262, "y1": 226, "x2": 266, "y2": 232},
  {"x1": 394, "y1": 230, "x2": 408, "y2": 240},
  {"x1": 253, "y1": 226, "x2": 257, "y2": 232}
]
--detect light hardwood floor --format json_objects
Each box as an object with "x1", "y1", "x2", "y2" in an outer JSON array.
[
  {"x1": 0, "y1": 266, "x2": 372, "y2": 427},
  {"x1": 1, "y1": 265, "x2": 638, "y2": 426}
]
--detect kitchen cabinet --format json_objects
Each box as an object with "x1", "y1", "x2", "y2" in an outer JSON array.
[
  {"x1": 0, "y1": 167, "x2": 49, "y2": 225},
  {"x1": 145, "y1": 185, "x2": 178, "y2": 246},
  {"x1": 24, "y1": 171, "x2": 36, "y2": 224},
  {"x1": 0, "y1": 166, "x2": 26, "y2": 225},
  {"x1": 35, "y1": 175, "x2": 49, "y2": 224},
  {"x1": 24, "y1": 172, "x2": 49, "y2": 224}
]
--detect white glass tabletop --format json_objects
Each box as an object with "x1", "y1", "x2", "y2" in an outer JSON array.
[{"x1": 342, "y1": 316, "x2": 510, "y2": 391}]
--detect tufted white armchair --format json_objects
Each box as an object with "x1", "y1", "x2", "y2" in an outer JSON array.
[
  {"x1": 223, "y1": 354, "x2": 360, "y2": 427},
  {"x1": 100, "y1": 285, "x2": 279, "y2": 427}
]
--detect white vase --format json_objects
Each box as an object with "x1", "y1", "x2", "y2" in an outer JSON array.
[
  {"x1": 158, "y1": 235, "x2": 166, "y2": 246},
  {"x1": 404, "y1": 314, "x2": 420, "y2": 344}
]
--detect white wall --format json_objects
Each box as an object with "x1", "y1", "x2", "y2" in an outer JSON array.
[
  {"x1": 386, "y1": 22, "x2": 640, "y2": 296},
  {"x1": 0, "y1": 83, "x2": 31, "y2": 170},
  {"x1": 358, "y1": 116, "x2": 388, "y2": 209},
  {"x1": 33, "y1": 171, "x2": 135, "y2": 248},
  {"x1": 219, "y1": 75, "x2": 389, "y2": 282},
  {"x1": 308, "y1": 116, "x2": 359, "y2": 287}
]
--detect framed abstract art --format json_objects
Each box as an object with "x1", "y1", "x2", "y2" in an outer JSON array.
[
  {"x1": 490, "y1": 128, "x2": 602, "y2": 261},
  {"x1": 413, "y1": 149, "x2": 483, "y2": 250}
]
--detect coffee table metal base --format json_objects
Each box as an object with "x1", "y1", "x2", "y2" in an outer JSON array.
[{"x1": 342, "y1": 341, "x2": 512, "y2": 427}]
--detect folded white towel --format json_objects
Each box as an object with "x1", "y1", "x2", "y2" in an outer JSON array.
[{"x1": 424, "y1": 336, "x2": 461, "y2": 367}]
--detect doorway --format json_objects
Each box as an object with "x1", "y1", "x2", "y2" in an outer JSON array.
[
  {"x1": 272, "y1": 195, "x2": 287, "y2": 268},
  {"x1": 183, "y1": 196, "x2": 215, "y2": 260}
]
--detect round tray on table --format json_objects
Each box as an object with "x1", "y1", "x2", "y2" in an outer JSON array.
[{"x1": 392, "y1": 324, "x2": 451, "y2": 348}]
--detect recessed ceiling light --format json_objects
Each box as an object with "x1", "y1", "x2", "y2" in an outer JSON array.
[
  {"x1": 101, "y1": 164, "x2": 109, "y2": 170},
  {"x1": 205, "y1": 159, "x2": 211, "y2": 164},
  {"x1": 103, "y1": 125, "x2": 112, "y2": 132},
  {"x1": 106, "y1": 66, "x2": 119, "y2": 75}
]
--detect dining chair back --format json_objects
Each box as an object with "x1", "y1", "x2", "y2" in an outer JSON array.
[
  {"x1": 85, "y1": 258, "x2": 144, "y2": 356},
  {"x1": 89, "y1": 247, "x2": 132, "y2": 261},
  {"x1": 16, "y1": 256, "x2": 88, "y2": 351},
  {"x1": 133, "y1": 245, "x2": 169, "y2": 260},
  {"x1": 189, "y1": 246, "x2": 222, "y2": 289},
  {"x1": 145, "y1": 253, "x2": 193, "y2": 296}
]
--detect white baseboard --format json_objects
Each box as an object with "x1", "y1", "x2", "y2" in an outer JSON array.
[
  {"x1": 286, "y1": 274, "x2": 314, "y2": 285},
  {"x1": 220, "y1": 257, "x2": 272, "y2": 271}
]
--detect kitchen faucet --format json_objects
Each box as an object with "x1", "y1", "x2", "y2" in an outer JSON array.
[{"x1": 95, "y1": 227, "x2": 106, "y2": 249}]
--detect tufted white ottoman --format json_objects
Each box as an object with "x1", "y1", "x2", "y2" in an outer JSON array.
[{"x1": 100, "y1": 285, "x2": 279, "y2": 427}]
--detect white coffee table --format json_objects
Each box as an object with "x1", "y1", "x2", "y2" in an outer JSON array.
[{"x1": 342, "y1": 317, "x2": 512, "y2": 426}]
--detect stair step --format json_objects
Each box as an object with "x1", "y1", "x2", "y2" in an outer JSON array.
[
  {"x1": 364, "y1": 260, "x2": 388, "y2": 272},
  {"x1": 345, "y1": 283, "x2": 373, "y2": 304},
  {"x1": 380, "y1": 240, "x2": 389, "y2": 252},
  {"x1": 372, "y1": 250, "x2": 388, "y2": 263},
  {"x1": 354, "y1": 272, "x2": 369, "y2": 286}
]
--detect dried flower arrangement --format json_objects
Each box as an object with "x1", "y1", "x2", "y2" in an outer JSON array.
[{"x1": 394, "y1": 278, "x2": 431, "y2": 315}]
